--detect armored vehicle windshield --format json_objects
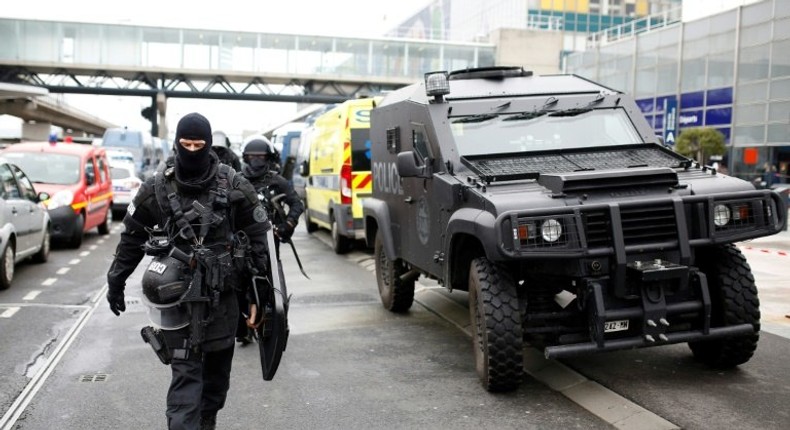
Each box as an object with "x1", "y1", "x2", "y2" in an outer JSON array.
[{"x1": 451, "y1": 107, "x2": 643, "y2": 156}]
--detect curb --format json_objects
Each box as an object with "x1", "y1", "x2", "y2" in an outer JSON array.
[{"x1": 413, "y1": 287, "x2": 679, "y2": 430}]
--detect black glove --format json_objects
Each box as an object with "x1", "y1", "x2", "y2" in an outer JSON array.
[
  {"x1": 107, "y1": 289, "x2": 126, "y2": 316},
  {"x1": 276, "y1": 220, "x2": 295, "y2": 241}
]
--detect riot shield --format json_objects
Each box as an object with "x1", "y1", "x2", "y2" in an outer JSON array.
[{"x1": 249, "y1": 229, "x2": 289, "y2": 380}]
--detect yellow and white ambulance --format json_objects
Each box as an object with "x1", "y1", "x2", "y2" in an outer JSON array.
[{"x1": 304, "y1": 97, "x2": 378, "y2": 253}]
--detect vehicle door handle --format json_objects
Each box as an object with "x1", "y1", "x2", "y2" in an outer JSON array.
[
  {"x1": 11, "y1": 207, "x2": 17, "y2": 215},
  {"x1": 404, "y1": 196, "x2": 414, "y2": 204}
]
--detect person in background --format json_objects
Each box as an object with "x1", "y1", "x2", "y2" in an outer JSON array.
[
  {"x1": 234, "y1": 135, "x2": 304, "y2": 345},
  {"x1": 211, "y1": 130, "x2": 242, "y2": 172}
]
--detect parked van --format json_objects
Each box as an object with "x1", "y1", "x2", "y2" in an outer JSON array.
[
  {"x1": 2, "y1": 142, "x2": 113, "y2": 248},
  {"x1": 271, "y1": 123, "x2": 305, "y2": 181},
  {"x1": 304, "y1": 97, "x2": 378, "y2": 253},
  {"x1": 100, "y1": 127, "x2": 155, "y2": 179}
]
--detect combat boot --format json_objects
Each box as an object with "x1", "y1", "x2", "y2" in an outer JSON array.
[{"x1": 199, "y1": 414, "x2": 216, "y2": 430}]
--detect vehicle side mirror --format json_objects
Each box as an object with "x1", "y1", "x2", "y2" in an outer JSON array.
[
  {"x1": 298, "y1": 161, "x2": 307, "y2": 176},
  {"x1": 396, "y1": 151, "x2": 423, "y2": 178},
  {"x1": 86, "y1": 171, "x2": 95, "y2": 185},
  {"x1": 37, "y1": 191, "x2": 50, "y2": 202}
]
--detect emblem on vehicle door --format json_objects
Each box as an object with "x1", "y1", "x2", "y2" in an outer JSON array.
[{"x1": 417, "y1": 197, "x2": 430, "y2": 245}]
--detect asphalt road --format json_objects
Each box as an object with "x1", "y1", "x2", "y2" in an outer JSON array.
[{"x1": 0, "y1": 224, "x2": 788, "y2": 429}]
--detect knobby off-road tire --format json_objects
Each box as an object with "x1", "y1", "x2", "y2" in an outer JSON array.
[
  {"x1": 468, "y1": 257, "x2": 523, "y2": 392},
  {"x1": 374, "y1": 232, "x2": 414, "y2": 312},
  {"x1": 688, "y1": 244, "x2": 760, "y2": 368}
]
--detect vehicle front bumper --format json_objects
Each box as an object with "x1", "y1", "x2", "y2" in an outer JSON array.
[{"x1": 48, "y1": 206, "x2": 81, "y2": 241}]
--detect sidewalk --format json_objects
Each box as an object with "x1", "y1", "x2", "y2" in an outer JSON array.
[{"x1": 737, "y1": 209, "x2": 790, "y2": 253}]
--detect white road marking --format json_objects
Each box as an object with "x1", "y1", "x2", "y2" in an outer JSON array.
[
  {"x1": 79, "y1": 251, "x2": 90, "y2": 257},
  {"x1": 56, "y1": 268, "x2": 70, "y2": 275},
  {"x1": 69, "y1": 259, "x2": 81, "y2": 265},
  {"x1": 89, "y1": 245, "x2": 98, "y2": 250},
  {"x1": 22, "y1": 291, "x2": 41, "y2": 301},
  {"x1": 0, "y1": 287, "x2": 104, "y2": 428},
  {"x1": 97, "y1": 239, "x2": 105, "y2": 244},
  {"x1": 41, "y1": 278, "x2": 57, "y2": 286},
  {"x1": 0, "y1": 307, "x2": 20, "y2": 318}
]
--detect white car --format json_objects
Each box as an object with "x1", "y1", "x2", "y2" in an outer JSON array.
[
  {"x1": 0, "y1": 158, "x2": 51, "y2": 290},
  {"x1": 109, "y1": 162, "x2": 142, "y2": 215},
  {"x1": 106, "y1": 149, "x2": 136, "y2": 168}
]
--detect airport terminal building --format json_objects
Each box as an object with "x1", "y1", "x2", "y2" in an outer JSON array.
[
  {"x1": 564, "y1": 0, "x2": 789, "y2": 182},
  {"x1": 393, "y1": 0, "x2": 786, "y2": 183}
]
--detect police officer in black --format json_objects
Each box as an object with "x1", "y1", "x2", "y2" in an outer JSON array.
[
  {"x1": 106, "y1": 112, "x2": 270, "y2": 430},
  {"x1": 211, "y1": 130, "x2": 242, "y2": 172},
  {"x1": 234, "y1": 136, "x2": 303, "y2": 344},
  {"x1": 242, "y1": 136, "x2": 304, "y2": 244}
]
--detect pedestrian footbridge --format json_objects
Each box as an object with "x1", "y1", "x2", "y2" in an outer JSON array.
[{"x1": 0, "y1": 17, "x2": 494, "y2": 103}]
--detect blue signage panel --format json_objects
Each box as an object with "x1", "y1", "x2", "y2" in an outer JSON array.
[
  {"x1": 680, "y1": 91, "x2": 705, "y2": 109},
  {"x1": 705, "y1": 107, "x2": 733, "y2": 126},
  {"x1": 663, "y1": 97, "x2": 678, "y2": 145},
  {"x1": 678, "y1": 109, "x2": 703, "y2": 127},
  {"x1": 706, "y1": 87, "x2": 733, "y2": 106},
  {"x1": 635, "y1": 98, "x2": 654, "y2": 114}
]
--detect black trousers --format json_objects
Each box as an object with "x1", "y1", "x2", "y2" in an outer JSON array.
[{"x1": 166, "y1": 345, "x2": 235, "y2": 430}]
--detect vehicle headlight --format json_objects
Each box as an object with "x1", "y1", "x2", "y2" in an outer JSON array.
[
  {"x1": 713, "y1": 204, "x2": 731, "y2": 227},
  {"x1": 541, "y1": 218, "x2": 563, "y2": 242},
  {"x1": 47, "y1": 190, "x2": 75, "y2": 210}
]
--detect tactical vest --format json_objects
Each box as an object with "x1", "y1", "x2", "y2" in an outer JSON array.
[{"x1": 154, "y1": 163, "x2": 236, "y2": 248}]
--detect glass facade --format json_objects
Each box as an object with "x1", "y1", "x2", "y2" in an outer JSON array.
[{"x1": 565, "y1": 0, "x2": 790, "y2": 183}]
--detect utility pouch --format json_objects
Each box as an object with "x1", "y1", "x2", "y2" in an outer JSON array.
[{"x1": 141, "y1": 326, "x2": 172, "y2": 365}]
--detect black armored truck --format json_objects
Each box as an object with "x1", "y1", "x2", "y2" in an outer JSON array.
[{"x1": 362, "y1": 67, "x2": 787, "y2": 392}]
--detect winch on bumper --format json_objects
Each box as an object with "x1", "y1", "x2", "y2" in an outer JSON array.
[{"x1": 542, "y1": 259, "x2": 753, "y2": 359}]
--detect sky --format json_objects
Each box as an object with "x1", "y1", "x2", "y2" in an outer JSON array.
[{"x1": 1, "y1": 0, "x2": 432, "y2": 141}]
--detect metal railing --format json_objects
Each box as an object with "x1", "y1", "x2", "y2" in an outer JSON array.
[{"x1": 586, "y1": 6, "x2": 682, "y2": 48}]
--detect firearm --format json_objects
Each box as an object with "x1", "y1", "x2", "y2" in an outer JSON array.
[
  {"x1": 168, "y1": 246, "x2": 213, "y2": 350},
  {"x1": 141, "y1": 326, "x2": 171, "y2": 365}
]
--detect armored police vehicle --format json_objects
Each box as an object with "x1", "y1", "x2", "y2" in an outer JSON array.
[{"x1": 363, "y1": 67, "x2": 787, "y2": 392}]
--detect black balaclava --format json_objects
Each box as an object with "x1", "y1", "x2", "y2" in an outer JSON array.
[{"x1": 174, "y1": 112, "x2": 213, "y2": 181}]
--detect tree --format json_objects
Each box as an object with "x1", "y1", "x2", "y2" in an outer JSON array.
[{"x1": 674, "y1": 127, "x2": 726, "y2": 165}]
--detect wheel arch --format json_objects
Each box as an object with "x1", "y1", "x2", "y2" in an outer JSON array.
[
  {"x1": 447, "y1": 232, "x2": 485, "y2": 292},
  {"x1": 363, "y1": 198, "x2": 396, "y2": 261}
]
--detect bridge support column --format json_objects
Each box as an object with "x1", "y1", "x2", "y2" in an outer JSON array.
[
  {"x1": 156, "y1": 91, "x2": 167, "y2": 140},
  {"x1": 21, "y1": 121, "x2": 52, "y2": 141}
]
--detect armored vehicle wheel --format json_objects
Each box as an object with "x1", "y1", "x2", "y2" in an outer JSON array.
[
  {"x1": 374, "y1": 232, "x2": 414, "y2": 312},
  {"x1": 688, "y1": 244, "x2": 760, "y2": 368},
  {"x1": 468, "y1": 257, "x2": 523, "y2": 392},
  {"x1": 331, "y1": 216, "x2": 351, "y2": 254}
]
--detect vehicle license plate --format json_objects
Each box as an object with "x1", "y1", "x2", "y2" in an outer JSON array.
[
  {"x1": 604, "y1": 320, "x2": 629, "y2": 333},
  {"x1": 113, "y1": 186, "x2": 129, "y2": 192}
]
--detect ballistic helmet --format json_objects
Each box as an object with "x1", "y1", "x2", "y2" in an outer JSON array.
[
  {"x1": 140, "y1": 255, "x2": 190, "y2": 330},
  {"x1": 242, "y1": 136, "x2": 278, "y2": 161}
]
